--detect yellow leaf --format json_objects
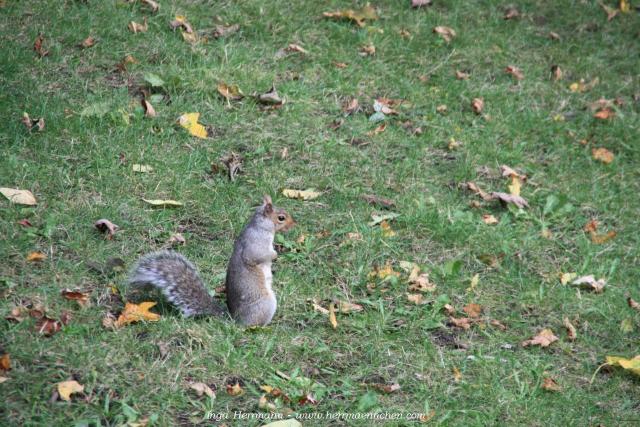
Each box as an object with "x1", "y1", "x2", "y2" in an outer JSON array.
[
  {"x1": 619, "y1": 0, "x2": 631, "y2": 13},
  {"x1": 282, "y1": 188, "x2": 321, "y2": 200},
  {"x1": 559, "y1": 272, "x2": 577, "y2": 285},
  {"x1": 226, "y1": 382, "x2": 244, "y2": 396},
  {"x1": 508, "y1": 176, "x2": 522, "y2": 196},
  {"x1": 466, "y1": 273, "x2": 479, "y2": 293},
  {"x1": 26, "y1": 251, "x2": 47, "y2": 262},
  {"x1": 328, "y1": 303, "x2": 338, "y2": 329},
  {"x1": 217, "y1": 82, "x2": 244, "y2": 101},
  {"x1": 177, "y1": 113, "x2": 208, "y2": 139},
  {"x1": 142, "y1": 199, "x2": 183, "y2": 208},
  {"x1": 114, "y1": 302, "x2": 160, "y2": 327},
  {"x1": 57, "y1": 380, "x2": 84, "y2": 401},
  {"x1": 452, "y1": 367, "x2": 462, "y2": 382},
  {"x1": 606, "y1": 355, "x2": 640, "y2": 376},
  {"x1": 369, "y1": 261, "x2": 400, "y2": 279},
  {"x1": 0, "y1": 188, "x2": 37, "y2": 205},
  {"x1": 322, "y1": 5, "x2": 378, "y2": 27},
  {"x1": 181, "y1": 31, "x2": 198, "y2": 44},
  {"x1": 380, "y1": 220, "x2": 396, "y2": 237}
]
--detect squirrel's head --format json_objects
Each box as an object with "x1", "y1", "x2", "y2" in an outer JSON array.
[{"x1": 262, "y1": 194, "x2": 295, "y2": 232}]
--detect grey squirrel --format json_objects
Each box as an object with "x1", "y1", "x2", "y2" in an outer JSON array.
[{"x1": 128, "y1": 195, "x2": 295, "y2": 326}]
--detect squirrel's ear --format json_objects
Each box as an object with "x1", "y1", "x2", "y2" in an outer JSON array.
[{"x1": 263, "y1": 194, "x2": 273, "y2": 213}]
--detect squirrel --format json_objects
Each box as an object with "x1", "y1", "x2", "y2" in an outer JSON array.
[{"x1": 127, "y1": 195, "x2": 295, "y2": 326}]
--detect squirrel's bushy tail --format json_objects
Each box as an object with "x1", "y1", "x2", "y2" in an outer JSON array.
[{"x1": 128, "y1": 250, "x2": 226, "y2": 318}]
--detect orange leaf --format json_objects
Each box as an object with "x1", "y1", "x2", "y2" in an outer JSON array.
[
  {"x1": 26, "y1": 252, "x2": 46, "y2": 262},
  {"x1": 0, "y1": 353, "x2": 10, "y2": 371},
  {"x1": 114, "y1": 302, "x2": 160, "y2": 327},
  {"x1": 593, "y1": 108, "x2": 615, "y2": 120},
  {"x1": 505, "y1": 65, "x2": 524, "y2": 80},
  {"x1": 462, "y1": 303, "x2": 482, "y2": 319},
  {"x1": 541, "y1": 377, "x2": 562, "y2": 392},
  {"x1": 591, "y1": 147, "x2": 614, "y2": 164},
  {"x1": 521, "y1": 329, "x2": 558, "y2": 347},
  {"x1": 471, "y1": 98, "x2": 484, "y2": 114}
]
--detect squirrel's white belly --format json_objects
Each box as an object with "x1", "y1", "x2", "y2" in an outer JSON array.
[{"x1": 260, "y1": 263, "x2": 273, "y2": 293}]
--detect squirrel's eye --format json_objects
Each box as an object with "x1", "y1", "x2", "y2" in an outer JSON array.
[{"x1": 278, "y1": 215, "x2": 286, "y2": 222}]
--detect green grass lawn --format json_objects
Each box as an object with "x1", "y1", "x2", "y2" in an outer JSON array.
[{"x1": 1, "y1": 0, "x2": 639, "y2": 425}]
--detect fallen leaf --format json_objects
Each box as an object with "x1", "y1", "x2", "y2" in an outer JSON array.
[
  {"x1": 521, "y1": 329, "x2": 558, "y2": 348},
  {"x1": 620, "y1": 0, "x2": 631, "y2": 13},
  {"x1": 368, "y1": 212, "x2": 400, "y2": 226},
  {"x1": 380, "y1": 220, "x2": 396, "y2": 237},
  {"x1": 508, "y1": 176, "x2": 522, "y2": 196},
  {"x1": 282, "y1": 188, "x2": 321, "y2": 200},
  {"x1": 166, "y1": 233, "x2": 186, "y2": 247},
  {"x1": 217, "y1": 82, "x2": 244, "y2": 101},
  {"x1": 61, "y1": 289, "x2": 90, "y2": 307},
  {"x1": 591, "y1": 147, "x2": 614, "y2": 164},
  {"x1": 79, "y1": 36, "x2": 96, "y2": 48},
  {"x1": 21, "y1": 112, "x2": 44, "y2": 132},
  {"x1": 563, "y1": 317, "x2": 577, "y2": 341},
  {"x1": 1, "y1": 188, "x2": 37, "y2": 205},
  {"x1": 373, "y1": 383, "x2": 401, "y2": 393},
  {"x1": 455, "y1": 70, "x2": 470, "y2": 80},
  {"x1": 490, "y1": 319, "x2": 507, "y2": 330},
  {"x1": 141, "y1": 0, "x2": 159, "y2": 13},
  {"x1": 541, "y1": 377, "x2": 562, "y2": 392},
  {"x1": 436, "y1": 104, "x2": 448, "y2": 114},
  {"x1": 463, "y1": 303, "x2": 482, "y2": 319},
  {"x1": 399, "y1": 29, "x2": 411, "y2": 38},
  {"x1": 362, "y1": 194, "x2": 395, "y2": 209},
  {"x1": 132, "y1": 164, "x2": 154, "y2": 173},
  {"x1": 591, "y1": 230, "x2": 617, "y2": 244},
  {"x1": 504, "y1": 6, "x2": 520, "y2": 19},
  {"x1": 115, "y1": 302, "x2": 160, "y2": 327},
  {"x1": 449, "y1": 317, "x2": 473, "y2": 330},
  {"x1": 452, "y1": 367, "x2": 462, "y2": 382},
  {"x1": 169, "y1": 15, "x2": 193, "y2": 33},
  {"x1": 628, "y1": 297, "x2": 640, "y2": 312},
  {"x1": 342, "y1": 98, "x2": 359, "y2": 116},
  {"x1": 37, "y1": 312, "x2": 71, "y2": 336},
  {"x1": 359, "y1": 44, "x2": 376, "y2": 56},
  {"x1": 593, "y1": 108, "x2": 615, "y2": 120},
  {"x1": 33, "y1": 34, "x2": 49, "y2": 57},
  {"x1": 551, "y1": 65, "x2": 563, "y2": 81},
  {"x1": 482, "y1": 214, "x2": 498, "y2": 225},
  {"x1": 141, "y1": 99, "x2": 156, "y2": 118},
  {"x1": 605, "y1": 355, "x2": 640, "y2": 376},
  {"x1": 412, "y1": 0, "x2": 433, "y2": 8},
  {"x1": 490, "y1": 192, "x2": 529, "y2": 208},
  {"x1": 322, "y1": 5, "x2": 378, "y2": 27},
  {"x1": 128, "y1": 18, "x2": 148, "y2": 33},
  {"x1": 367, "y1": 123, "x2": 387, "y2": 136},
  {"x1": 0, "y1": 353, "x2": 10, "y2": 371},
  {"x1": 26, "y1": 252, "x2": 46, "y2": 262},
  {"x1": 212, "y1": 24, "x2": 240, "y2": 38},
  {"x1": 461, "y1": 182, "x2": 492, "y2": 201},
  {"x1": 177, "y1": 113, "x2": 208, "y2": 139},
  {"x1": 467, "y1": 273, "x2": 480, "y2": 292},
  {"x1": 309, "y1": 298, "x2": 330, "y2": 315},
  {"x1": 443, "y1": 304, "x2": 456, "y2": 315},
  {"x1": 448, "y1": 138, "x2": 462, "y2": 150},
  {"x1": 189, "y1": 382, "x2": 215, "y2": 399},
  {"x1": 5, "y1": 306, "x2": 27, "y2": 322},
  {"x1": 407, "y1": 293, "x2": 428, "y2": 305},
  {"x1": 257, "y1": 86, "x2": 284, "y2": 105},
  {"x1": 57, "y1": 380, "x2": 84, "y2": 401},
  {"x1": 374, "y1": 98, "x2": 400, "y2": 115},
  {"x1": 276, "y1": 43, "x2": 308, "y2": 58},
  {"x1": 94, "y1": 219, "x2": 119, "y2": 238},
  {"x1": 569, "y1": 77, "x2": 599, "y2": 93},
  {"x1": 571, "y1": 275, "x2": 606, "y2": 293},
  {"x1": 505, "y1": 65, "x2": 524, "y2": 80},
  {"x1": 298, "y1": 393, "x2": 318, "y2": 405},
  {"x1": 408, "y1": 266, "x2": 436, "y2": 292},
  {"x1": 369, "y1": 261, "x2": 400, "y2": 280},
  {"x1": 549, "y1": 31, "x2": 561, "y2": 41},
  {"x1": 328, "y1": 303, "x2": 338, "y2": 329},
  {"x1": 501, "y1": 165, "x2": 526, "y2": 180},
  {"x1": 337, "y1": 301, "x2": 364, "y2": 313},
  {"x1": 471, "y1": 98, "x2": 484, "y2": 114},
  {"x1": 333, "y1": 61, "x2": 348, "y2": 68},
  {"x1": 598, "y1": 1, "x2": 619, "y2": 21}
]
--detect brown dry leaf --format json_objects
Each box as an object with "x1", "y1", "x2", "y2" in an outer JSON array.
[
  {"x1": 94, "y1": 218, "x2": 119, "y2": 238},
  {"x1": 283, "y1": 43, "x2": 308, "y2": 55},
  {"x1": 521, "y1": 329, "x2": 559, "y2": 347},
  {"x1": 20, "y1": 112, "x2": 45, "y2": 132},
  {"x1": 359, "y1": 44, "x2": 375, "y2": 56},
  {"x1": 141, "y1": 0, "x2": 159, "y2": 13},
  {"x1": 362, "y1": 194, "x2": 395, "y2": 209},
  {"x1": 482, "y1": 214, "x2": 498, "y2": 225},
  {"x1": 571, "y1": 275, "x2": 606, "y2": 293},
  {"x1": 551, "y1": 65, "x2": 563, "y2": 81},
  {"x1": 504, "y1": 6, "x2": 520, "y2": 19},
  {"x1": 541, "y1": 377, "x2": 562, "y2": 392},
  {"x1": 471, "y1": 98, "x2": 484, "y2": 114},
  {"x1": 0, "y1": 353, "x2": 10, "y2": 371},
  {"x1": 369, "y1": 261, "x2": 400, "y2": 280},
  {"x1": 328, "y1": 303, "x2": 338, "y2": 329},
  {"x1": 169, "y1": 15, "x2": 193, "y2": 33},
  {"x1": 452, "y1": 367, "x2": 462, "y2": 382},
  {"x1": 34, "y1": 34, "x2": 49, "y2": 57},
  {"x1": 443, "y1": 304, "x2": 456, "y2": 315},
  {"x1": 115, "y1": 54, "x2": 137, "y2": 72},
  {"x1": 591, "y1": 147, "x2": 614, "y2": 164},
  {"x1": 1, "y1": 188, "x2": 37, "y2": 205},
  {"x1": 212, "y1": 24, "x2": 240, "y2": 38},
  {"x1": 399, "y1": 29, "x2": 411, "y2": 38},
  {"x1": 58, "y1": 380, "x2": 84, "y2": 401},
  {"x1": 490, "y1": 319, "x2": 507, "y2": 330},
  {"x1": 412, "y1": 0, "x2": 433, "y2": 8},
  {"x1": 372, "y1": 383, "x2": 401, "y2": 393},
  {"x1": 549, "y1": 31, "x2": 561, "y2": 41},
  {"x1": 128, "y1": 18, "x2": 148, "y2": 33},
  {"x1": 141, "y1": 99, "x2": 157, "y2": 118},
  {"x1": 61, "y1": 289, "x2": 90, "y2": 307},
  {"x1": 583, "y1": 219, "x2": 598, "y2": 233},
  {"x1": 282, "y1": 188, "x2": 321, "y2": 200},
  {"x1": 449, "y1": 317, "x2": 473, "y2": 330},
  {"x1": 628, "y1": 297, "x2": 640, "y2": 312},
  {"x1": 407, "y1": 293, "x2": 428, "y2": 305},
  {"x1": 189, "y1": 382, "x2": 215, "y2": 399},
  {"x1": 461, "y1": 182, "x2": 492, "y2": 201},
  {"x1": 6, "y1": 306, "x2": 27, "y2": 322},
  {"x1": 333, "y1": 61, "x2": 348, "y2": 69},
  {"x1": 563, "y1": 317, "x2": 577, "y2": 341},
  {"x1": 309, "y1": 298, "x2": 330, "y2": 315},
  {"x1": 462, "y1": 303, "x2": 482, "y2": 319},
  {"x1": 342, "y1": 98, "x2": 359, "y2": 116},
  {"x1": 455, "y1": 70, "x2": 470, "y2": 80},
  {"x1": 166, "y1": 233, "x2": 186, "y2": 246},
  {"x1": 433, "y1": 26, "x2": 456, "y2": 43},
  {"x1": 505, "y1": 65, "x2": 524, "y2": 80},
  {"x1": 591, "y1": 230, "x2": 617, "y2": 244},
  {"x1": 257, "y1": 86, "x2": 284, "y2": 106},
  {"x1": 436, "y1": 104, "x2": 448, "y2": 114},
  {"x1": 79, "y1": 36, "x2": 96, "y2": 49},
  {"x1": 37, "y1": 312, "x2": 71, "y2": 336},
  {"x1": 491, "y1": 192, "x2": 529, "y2": 208},
  {"x1": 593, "y1": 108, "x2": 615, "y2": 120},
  {"x1": 322, "y1": 5, "x2": 378, "y2": 27},
  {"x1": 26, "y1": 251, "x2": 47, "y2": 262},
  {"x1": 226, "y1": 382, "x2": 244, "y2": 396},
  {"x1": 367, "y1": 123, "x2": 387, "y2": 136},
  {"x1": 217, "y1": 82, "x2": 244, "y2": 101},
  {"x1": 501, "y1": 165, "x2": 526, "y2": 180},
  {"x1": 408, "y1": 266, "x2": 436, "y2": 292},
  {"x1": 114, "y1": 302, "x2": 160, "y2": 327}
]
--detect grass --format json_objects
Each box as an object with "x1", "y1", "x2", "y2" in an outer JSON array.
[{"x1": 1, "y1": 0, "x2": 639, "y2": 425}]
